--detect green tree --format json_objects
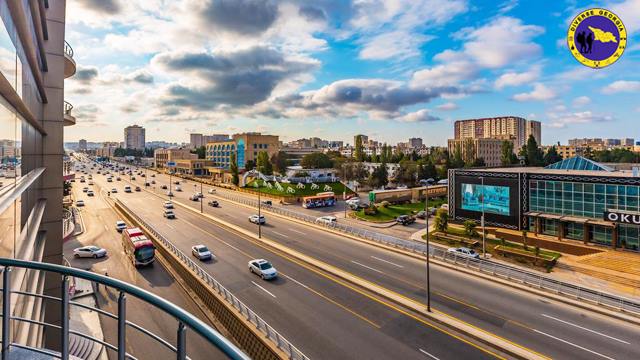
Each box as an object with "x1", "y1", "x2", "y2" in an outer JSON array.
[
  {"x1": 463, "y1": 220, "x2": 477, "y2": 237},
  {"x1": 369, "y1": 163, "x2": 389, "y2": 188},
  {"x1": 451, "y1": 143, "x2": 465, "y2": 169},
  {"x1": 301, "y1": 152, "x2": 333, "y2": 169},
  {"x1": 543, "y1": 145, "x2": 563, "y2": 166},
  {"x1": 397, "y1": 160, "x2": 417, "y2": 184},
  {"x1": 270, "y1": 151, "x2": 289, "y2": 174},
  {"x1": 256, "y1": 151, "x2": 273, "y2": 175},
  {"x1": 417, "y1": 158, "x2": 437, "y2": 180},
  {"x1": 244, "y1": 159, "x2": 256, "y2": 171},
  {"x1": 191, "y1": 146, "x2": 206, "y2": 159},
  {"x1": 354, "y1": 135, "x2": 364, "y2": 162},
  {"x1": 433, "y1": 209, "x2": 449, "y2": 233},
  {"x1": 500, "y1": 140, "x2": 517, "y2": 166},
  {"x1": 462, "y1": 138, "x2": 476, "y2": 167},
  {"x1": 524, "y1": 135, "x2": 544, "y2": 166},
  {"x1": 473, "y1": 157, "x2": 486, "y2": 167},
  {"x1": 230, "y1": 152, "x2": 239, "y2": 186}
]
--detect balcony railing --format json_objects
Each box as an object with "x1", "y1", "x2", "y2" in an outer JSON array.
[
  {"x1": 0, "y1": 258, "x2": 249, "y2": 360},
  {"x1": 63, "y1": 101, "x2": 75, "y2": 126},
  {"x1": 63, "y1": 41, "x2": 76, "y2": 78}
]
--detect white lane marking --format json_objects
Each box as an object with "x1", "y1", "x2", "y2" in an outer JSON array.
[
  {"x1": 271, "y1": 230, "x2": 289, "y2": 238},
  {"x1": 166, "y1": 224, "x2": 175, "y2": 230},
  {"x1": 418, "y1": 348, "x2": 440, "y2": 360},
  {"x1": 351, "y1": 260, "x2": 384, "y2": 274},
  {"x1": 282, "y1": 274, "x2": 309, "y2": 289},
  {"x1": 288, "y1": 228, "x2": 306, "y2": 235},
  {"x1": 541, "y1": 314, "x2": 630, "y2": 344},
  {"x1": 251, "y1": 281, "x2": 277, "y2": 298},
  {"x1": 371, "y1": 255, "x2": 404, "y2": 268},
  {"x1": 532, "y1": 329, "x2": 615, "y2": 360},
  {"x1": 103, "y1": 225, "x2": 108, "y2": 231}
]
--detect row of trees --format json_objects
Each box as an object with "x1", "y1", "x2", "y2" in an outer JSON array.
[{"x1": 113, "y1": 147, "x2": 154, "y2": 158}]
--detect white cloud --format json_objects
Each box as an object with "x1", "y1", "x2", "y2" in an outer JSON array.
[
  {"x1": 601, "y1": 80, "x2": 640, "y2": 94},
  {"x1": 411, "y1": 61, "x2": 478, "y2": 87},
  {"x1": 394, "y1": 109, "x2": 441, "y2": 122},
  {"x1": 610, "y1": 0, "x2": 640, "y2": 34},
  {"x1": 359, "y1": 31, "x2": 435, "y2": 60},
  {"x1": 512, "y1": 83, "x2": 555, "y2": 102},
  {"x1": 436, "y1": 102, "x2": 459, "y2": 111},
  {"x1": 572, "y1": 96, "x2": 591, "y2": 107},
  {"x1": 494, "y1": 65, "x2": 541, "y2": 89},
  {"x1": 546, "y1": 110, "x2": 614, "y2": 128}
]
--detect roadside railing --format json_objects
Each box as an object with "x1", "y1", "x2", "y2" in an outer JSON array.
[
  {"x1": 212, "y1": 191, "x2": 640, "y2": 316},
  {"x1": 116, "y1": 200, "x2": 309, "y2": 360},
  {"x1": 62, "y1": 208, "x2": 74, "y2": 239},
  {"x1": 64, "y1": 40, "x2": 74, "y2": 59},
  {"x1": 0, "y1": 258, "x2": 249, "y2": 360}
]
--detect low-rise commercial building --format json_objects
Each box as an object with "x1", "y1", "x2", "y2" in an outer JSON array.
[
  {"x1": 173, "y1": 159, "x2": 214, "y2": 176},
  {"x1": 205, "y1": 132, "x2": 279, "y2": 170},
  {"x1": 154, "y1": 148, "x2": 196, "y2": 168}
]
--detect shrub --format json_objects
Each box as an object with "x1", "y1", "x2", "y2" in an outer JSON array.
[
  {"x1": 433, "y1": 209, "x2": 449, "y2": 233},
  {"x1": 535, "y1": 246, "x2": 540, "y2": 257},
  {"x1": 380, "y1": 201, "x2": 390, "y2": 208},
  {"x1": 363, "y1": 206, "x2": 378, "y2": 215},
  {"x1": 463, "y1": 220, "x2": 477, "y2": 237}
]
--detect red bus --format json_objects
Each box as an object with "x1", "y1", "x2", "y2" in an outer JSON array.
[
  {"x1": 302, "y1": 192, "x2": 337, "y2": 209},
  {"x1": 122, "y1": 227, "x2": 155, "y2": 267}
]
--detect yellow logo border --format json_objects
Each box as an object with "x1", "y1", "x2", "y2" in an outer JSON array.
[{"x1": 567, "y1": 8, "x2": 627, "y2": 69}]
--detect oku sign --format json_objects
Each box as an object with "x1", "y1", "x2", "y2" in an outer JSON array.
[{"x1": 604, "y1": 210, "x2": 640, "y2": 225}]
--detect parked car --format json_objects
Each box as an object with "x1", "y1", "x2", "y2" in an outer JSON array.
[
  {"x1": 131, "y1": 176, "x2": 136, "y2": 180},
  {"x1": 396, "y1": 215, "x2": 415, "y2": 225},
  {"x1": 248, "y1": 214, "x2": 266, "y2": 224},
  {"x1": 174, "y1": 181, "x2": 180, "y2": 185},
  {"x1": 163, "y1": 201, "x2": 174, "y2": 209},
  {"x1": 73, "y1": 245, "x2": 107, "y2": 259},
  {"x1": 208, "y1": 200, "x2": 219, "y2": 207},
  {"x1": 191, "y1": 245, "x2": 213, "y2": 261},
  {"x1": 76, "y1": 200, "x2": 85, "y2": 207},
  {"x1": 248, "y1": 259, "x2": 277, "y2": 280},
  {"x1": 315, "y1": 216, "x2": 337, "y2": 225},
  {"x1": 107, "y1": 178, "x2": 113, "y2": 182},
  {"x1": 163, "y1": 209, "x2": 176, "y2": 219},
  {"x1": 115, "y1": 220, "x2": 127, "y2": 232},
  {"x1": 151, "y1": 174, "x2": 156, "y2": 177},
  {"x1": 447, "y1": 247, "x2": 480, "y2": 259}
]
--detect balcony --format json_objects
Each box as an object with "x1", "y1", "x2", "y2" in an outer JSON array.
[
  {"x1": 63, "y1": 101, "x2": 75, "y2": 126},
  {"x1": 0, "y1": 258, "x2": 248, "y2": 360},
  {"x1": 63, "y1": 41, "x2": 76, "y2": 78}
]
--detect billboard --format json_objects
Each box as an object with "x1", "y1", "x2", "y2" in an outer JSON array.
[{"x1": 461, "y1": 183, "x2": 510, "y2": 216}]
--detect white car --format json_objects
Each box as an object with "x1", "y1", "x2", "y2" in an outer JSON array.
[
  {"x1": 175, "y1": 185, "x2": 182, "y2": 192},
  {"x1": 447, "y1": 247, "x2": 480, "y2": 259},
  {"x1": 248, "y1": 259, "x2": 277, "y2": 280},
  {"x1": 163, "y1": 209, "x2": 176, "y2": 219},
  {"x1": 115, "y1": 220, "x2": 126, "y2": 232},
  {"x1": 248, "y1": 214, "x2": 266, "y2": 224},
  {"x1": 191, "y1": 245, "x2": 213, "y2": 260},
  {"x1": 76, "y1": 200, "x2": 85, "y2": 207},
  {"x1": 166, "y1": 191, "x2": 174, "y2": 197},
  {"x1": 73, "y1": 245, "x2": 107, "y2": 259},
  {"x1": 163, "y1": 201, "x2": 174, "y2": 209},
  {"x1": 208, "y1": 188, "x2": 216, "y2": 194},
  {"x1": 111, "y1": 188, "x2": 118, "y2": 193},
  {"x1": 315, "y1": 216, "x2": 337, "y2": 225}
]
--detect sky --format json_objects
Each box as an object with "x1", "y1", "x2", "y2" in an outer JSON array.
[{"x1": 63, "y1": 0, "x2": 640, "y2": 146}]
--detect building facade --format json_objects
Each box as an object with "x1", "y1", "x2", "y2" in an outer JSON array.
[
  {"x1": 0, "y1": 0, "x2": 74, "y2": 350},
  {"x1": 448, "y1": 157, "x2": 640, "y2": 252},
  {"x1": 124, "y1": 125, "x2": 145, "y2": 150},
  {"x1": 205, "y1": 133, "x2": 279, "y2": 170},
  {"x1": 447, "y1": 138, "x2": 504, "y2": 167},
  {"x1": 78, "y1": 139, "x2": 87, "y2": 151},
  {"x1": 454, "y1": 116, "x2": 541, "y2": 149},
  {"x1": 408, "y1": 137, "x2": 423, "y2": 148},
  {"x1": 154, "y1": 147, "x2": 196, "y2": 168},
  {"x1": 190, "y1": 133, "x2": 229, "y2": 149}
]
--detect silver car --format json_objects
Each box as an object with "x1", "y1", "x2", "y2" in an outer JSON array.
[
  {"x1": 191, "y1": 245, "x2": 213, "y2": 261},
  {"x1": 73, "y1": 245, "x2": 107, "y2": 259}
]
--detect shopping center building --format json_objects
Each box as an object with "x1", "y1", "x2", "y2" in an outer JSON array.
[{"x1": 448, "y1": 156, "x2": 640, "y2": 251}]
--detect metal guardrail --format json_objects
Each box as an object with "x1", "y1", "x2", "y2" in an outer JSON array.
[
  {"x1": 62, "y1": 208, "x2": 74, "y2": 239},
  {"x1": 116, "y1": 200, "x2": 309, "y2": 360},
  {"x1": 64, "y1": 101, "x2": 73, "y2": 116},
  {"x1": 212, "y1": 191, "x2": 640, "y2": 316},
  {"x1": 0, "y1": 258, "x2": 249, "y2": 360},
  {"x1": 63, "y1": 41, "x2": 74, "y2": 58}
]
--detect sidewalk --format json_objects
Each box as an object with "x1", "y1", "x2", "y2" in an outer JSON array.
[{"x1": 69, "y1": 277, "x2": 108, "y2": 360}]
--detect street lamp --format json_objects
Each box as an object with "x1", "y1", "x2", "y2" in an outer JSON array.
[
  {"x1": 425, "y1": 181, "x2": 431, "y2": 312},
  {"x1": 480, "y1": 176, "x2": 486, "y2": 259}
]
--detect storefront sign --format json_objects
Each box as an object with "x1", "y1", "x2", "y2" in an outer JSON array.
[{"x1": 604, "y1": 210, "x2": 640, "y2": 225}]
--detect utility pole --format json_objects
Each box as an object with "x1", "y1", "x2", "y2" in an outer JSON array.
[
  {"x1": 258, "y1": 180, "x2": 262, "y2": 239},
  {"x1": 425, "y1": 183, "x2": 431, "y2": 312},
  {"x1": 200, "y1": 181, "x2": 203, "y2": 213},
  {"x1": 481, "y1": 176, "x2": 486, "y2": 259}
]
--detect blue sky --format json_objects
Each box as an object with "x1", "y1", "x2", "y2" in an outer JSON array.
[{"x1": 64, "y1": 0, "x2": 640, "y2": 146}]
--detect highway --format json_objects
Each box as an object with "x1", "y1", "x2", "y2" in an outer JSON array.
[{"x1": 82, "y1": 158, "x2": 640, "y2": 359}]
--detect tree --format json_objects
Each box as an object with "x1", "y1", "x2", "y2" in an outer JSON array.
[
  {"x1": 463, "y1": 220, "x2": 477, "y2": 237},
  {"x1": 524, "y1": 135, "x2": 544, "y2": 166},
  {"x1": 451, "y1": 143, "x2": 465, "y2": 169},
  {"x1": 301, "y1": 152, "x2": 333, "y2": 169},
  {"x1": 271, "y1": 151, "x2": 289, "y2": 174},
  {"x1": 191, "y1": 146, "x2": 206, "y2": 159},
  {"x1": 230, "y1": 152, "x2": 239, "y2": 186},
  {"x1": 472, "y1": 157, "x2": 486, "y2": 167},
  {"x1": 433, "y1": 209, "x2": 449, "y2": 233},
  {"x1": 354, "y1": 135, "x2": 364, "y2": 162},
  {"x1": 462, "y1": 138, "x2": 476, "y2": 167},
  {"x1": 543, "y1": 146, "x2": 563, "y2": 166},
  {"x1": 353, "y1": 162, "x2": 368, "y2": 182},
  {"x1": 500, "y1": 140, "x2": 517, "y2": 166},
  {"x1": 369, "y1": 163, "x2": 389, "y2": 188},
  {"x1": 417, "y1": 158, "x2": 437, "y2": 181},
  {"x1": 256, "y1": 151, "x2": 273, "y2": 175},
  {"x1": 244, "y1": 159, "x2": 256, "y2": 171},
  {"x1": 397, "y1": 160, "x2": 417, "y2": 185}
]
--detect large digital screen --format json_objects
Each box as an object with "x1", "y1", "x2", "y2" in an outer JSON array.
[{"x1": 461, "y1": 183, "x2": 510, "y2": 216}]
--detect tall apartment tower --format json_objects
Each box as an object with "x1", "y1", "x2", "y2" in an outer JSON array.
[
  {"x1": 0, "y1": 0, "x2": 76, "y2": 350},
  {"x1": 124, "y1": 125, "x2": 146, "y2": 150},
  {"x1": 454, "y1": 116, "x2": 541, "y2": 149}
]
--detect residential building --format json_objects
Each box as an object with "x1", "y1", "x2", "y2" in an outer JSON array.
[
  {"x1": 78, "y1": 139, "x2": 87, "y2": 151},
  {"x1": 543, "y1": 145, "x2": 581, "y2": 159},
  {"x1": 154, "y1": 148, "x2": 197, "y2": 168},
  {"x1": 447, "y1": 138, "x2": 504, "y2": 167},
  {"x1": 96, "y1": 145, "x2": 117, "y2": 158},
  {"x1": 623, "y1": 138, "x2": 635, "y2": 146},
  {"x1": 205, "y1": 139, "x2": 237, "y2": 169},
  {"x1": 146, "y1": 140, "x2": 179, "y2": 149},
  {"x1": 280, "y1": 147, "x2": 323, "y2": 166},
  {"x1": 362, "y1": 162, "x2": 401, "y2": 179},
  {"x1": 604, "y1": 138, "x2": 621, "y2": 147},
  {"x1": 354, "y1": 134, "x2": 368, "y2": 146},
  {"x1": 124, "y1": 125, "x2": 146, "y2": 150},
  {"x1": 448, "y1": 156, "x2": 640, "y2": 252},
  {"x1": 408, "y1": 137, "x2": 423, "y2": 148},
  {"x1": 454, "y1": 116, "x2": 541, "y2": 149},
  {"x1": 340, "y1": 147, "x2": 353, "y2": 158},
  {"x1": 568, "y1": 138, "x2": 605, "y2": 148},
  {"x1": 0, "y1": 0, "x2": 74, "y2": 351},
  {"x1": 206, "y1": 133, "x2": 279, "y2": 170},
  {"x1": 190, "y1": 133, "x2": 229, "y2": 149}
]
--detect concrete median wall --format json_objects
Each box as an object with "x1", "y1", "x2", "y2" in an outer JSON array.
[{"x1": 114, "y1": 201, "x2": 284, "y2": 360}]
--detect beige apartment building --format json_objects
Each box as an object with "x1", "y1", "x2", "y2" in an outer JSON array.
[
  {"x1": 454, "y1": 116, "x2": 541, "y2": 149},
  {"x1": 448, "y1": 138, "x2": 504, "y2": 167},
  {"x1": 124, "y1": 124, "x2": 146, "y2": 150},
  {"x1": 206, "y1": 132, "x2": 279, "y2": 170},
  {"x1": 154, "y1": 147, "x2": 197, "y2": 168}
]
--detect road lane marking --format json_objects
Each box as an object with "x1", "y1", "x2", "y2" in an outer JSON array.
[
  {"x1": 351, "y1": 260, "x2": 384, "y2": 274},
  {"x1": 288, "y1": 228, "x2": 306, "y2": 235},
  {"x1": 532, "y1": 329, "x2": 615, "y2": 360},
  {"x1": 540, "y1": 314, "x2": 630, "y2": 344},
  {"x1": 103, "y1": 225, "x2": 108, "y2": 231},
  {"x1": 271, "y1": 230, "x2": 289, "y2": 238},
  {"x1": 418, "y1": 348, "x2": 440, "y2": 360},
  {"x1": 371, "y1": 255, "x2": 404, "y2": 268},
  {"x1": 281, "y1": 274, "x2": 309, "y2": 289},
  {"x1": 251, "y1": 281, "x2": 277, "y2": 298},
  {"x1": 166, "y1": 224, "x2": 176, "y2": 230}
]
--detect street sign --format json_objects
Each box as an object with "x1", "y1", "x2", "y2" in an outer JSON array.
[{"x1": 167, "y1": 161, "x2": 176, "y2": 167}]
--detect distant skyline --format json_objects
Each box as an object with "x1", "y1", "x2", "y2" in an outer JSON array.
[{"x1": 64, "y1": 0, "x2": 640, "y2": 146}]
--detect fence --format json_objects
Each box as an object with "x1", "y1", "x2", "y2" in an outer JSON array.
[
  {"x1": 212, "y1": 191, "x2": 640, "y2": 316},
  {"x1": 116, "y1": 200, "x2": 309, "y2": 360},
  {"x1": 63, "y1": 208, "x2": 75, "y2": 239}
]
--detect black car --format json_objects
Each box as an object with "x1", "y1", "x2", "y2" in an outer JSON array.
[
  {"x1": 161, "y1": 185, "x2": 168, "y2": 190},
  {"x1": 261, "y1": 200, "x2": 272, "y2": 206},
  {"x1": 396, "y1": 215, "x2": 416, "y2": 225},
  {"x1": 208, "y1": 200, "x2": 219, "y2": 207}
]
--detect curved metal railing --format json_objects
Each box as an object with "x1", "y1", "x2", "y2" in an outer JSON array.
[
  {"x1": 63, "y1": 40, "x2": 74, "y2": 59},
  {"x1": 64, "y1": 101, "x2": 73, "y2": 116},
  {"x1": 62, "y1": 208, "x2": 74, "y2": 239},
  {"x1": 0, "y1": 258, "x2": 249, "y2": 360}
]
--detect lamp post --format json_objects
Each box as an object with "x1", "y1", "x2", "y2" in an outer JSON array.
[
  {"x1": 258, "y1": 179, "x2": 262, "y2": 239},
  {"x1": 200, "y1": 181, "x2": 203, "y2": 213},
  {"x1": 425, "y1": 182, "x2": 431, "y2": 312},
  {"x1": 481, "y1": 176, "x2": 486, "y2": 259}
]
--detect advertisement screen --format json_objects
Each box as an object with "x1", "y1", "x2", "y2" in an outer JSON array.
[{"x1": 461, "y1": 183, "x2": 510, "y2": 216}]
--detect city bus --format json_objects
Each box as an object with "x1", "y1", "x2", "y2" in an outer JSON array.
[
  {"x1": 302, "y1": 192, "x2": 337, "y2": 209},
  {"x1": 122, "y1": 227, "x2": 155, "y2": 267}
]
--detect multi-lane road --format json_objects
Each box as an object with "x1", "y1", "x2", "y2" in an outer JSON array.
[{"x1": 75, "y1": 158, "x2": 640, "y2": 360}]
